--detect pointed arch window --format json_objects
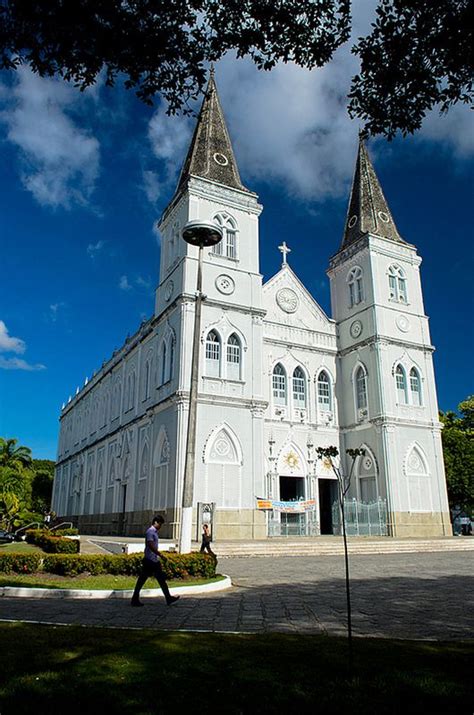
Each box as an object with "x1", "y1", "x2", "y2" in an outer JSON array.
[
  {"x1": 226, "y1": 333, "x2": 241, "y2": 380},
  {"x1": 410, "y1": 367, "x2": 422, "y2": 406},
  {"x1": 143, "y1": 360, "x2": 151, "y2": 400},
  {"x1": 205, "y1": 330, "x2": 221, "y2": 377},
  {"x1": 317, "y1": 370, "x2": 331, "y2": 410},
  {"x1": 273, "y1": 363, "x2": 287, "y2": 406},
  {"x1": 168, "y1": 337, "x2": 174, "y2": 382},
  {"x1": 160, "y1": 342, "x2": 167, "y2": 385},
  {"x1": 292, "y1": 367, "x2": 306, "y2": 407},
  {"x1": 348, "y1": 266, "x2": 364, "y2": 307},
  {"x1": 356, "y1": 366, "x2": 368, "y2": 410},
  {"x1": 212, "y1": 213, "x2": 238, "y2": 260},
  {"x1": 395, "y1": 365, "x2": 408, "y2": 404},
  {"x1": 388, "y1": 265, "x2": 408, "y2": 303}
]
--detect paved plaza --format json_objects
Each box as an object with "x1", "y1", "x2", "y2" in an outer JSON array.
[{"x1": 1, "y1": 552, "x2": 473, "y2": 640}]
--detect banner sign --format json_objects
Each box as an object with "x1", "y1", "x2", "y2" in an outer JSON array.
[{"x1": 256, "y1": 498, "x2": 316, "y2": 513}]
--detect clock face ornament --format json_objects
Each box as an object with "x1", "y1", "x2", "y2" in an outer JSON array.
[
  {"x1": 215, "y1": 274, "x2": 235, "y2": 295},
  {"x1": 396, "y1": 315, "x2": 410, "y2": 333},
  {"x1": 350, "y1": 320, "x2": 363, "y2": 339},
  {"x1": 276, "y1": 288, "x2": 299, "y2": 313}
]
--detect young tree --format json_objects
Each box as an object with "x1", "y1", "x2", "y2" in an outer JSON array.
[
  {"x1": 0, "y1": 438, "x2": 32, "y2": 471},
  {"x1": 316, "y1": 445, "x2": 365, "y2": 670}
]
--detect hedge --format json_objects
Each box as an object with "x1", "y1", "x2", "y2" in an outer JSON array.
[
  {"x1": 42, "y1": 552, "x2": 217, "y2": 578},
  {"x1": 0, "y1": 553, "x2": 42, "y2": 574},
  {"x1": 48, "y1": 528, "x2": 79, "y2": 537},
  {"x1": 25, "y1": 529, "x2": 79, "y2": 554}
]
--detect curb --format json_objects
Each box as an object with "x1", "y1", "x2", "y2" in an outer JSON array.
[{"x1": 0, "y1": 575, "x2": 232, "y2": 599}]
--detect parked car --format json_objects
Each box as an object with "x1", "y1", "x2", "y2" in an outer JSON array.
[{"x1": 0, "y1": 529, "x2": 15, "y2": 543}]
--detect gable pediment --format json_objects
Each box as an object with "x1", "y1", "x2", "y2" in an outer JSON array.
[{"x1": 262, "y1": 266, "x2": 333, "y2": 332}]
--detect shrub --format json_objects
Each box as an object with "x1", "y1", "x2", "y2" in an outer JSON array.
[
  {"x1": 0, "y1": 552, "x2": 42, "y2": 574},
  {"x1": 24, "y1": 529, "x2": 79, "y2": 553},
  {"x1": 49, "y1": 528, "x2": 79, "y2": 537},
  {"x1": 42, "y1": 552, "x2": 216, "y2": 578}
]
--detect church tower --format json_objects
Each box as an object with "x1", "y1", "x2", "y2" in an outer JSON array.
[
  {"x1": 328, "y1": 138, "x2": 450, "y2": 536},
  {"x1": 154, "y1": 71, "x2": 267, "y2": 540}
]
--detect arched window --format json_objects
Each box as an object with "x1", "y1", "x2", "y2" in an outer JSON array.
[
  {"x1": 168, "y1": 338, "x2": 174, "y2": 382},
  {"x1": 348, "y1": 266, "x2": 364, "y2": 307},
  {"x1": 292, "y1": 367, "x2": 306, "y2": 407},
  {"x1": 356, "y1": 366, "x2": 368, "y2": 410},
  {"x1": 212, "y1": 213, "x2": 238, "y2": 259},
  {"x1": 273, "y1": 363, "x2": 287, "y2": 406},
  {"x1": 226, "y1": 333, "x2": 241, "y2": 380},
  {"x1": 160, "y1": 342, "x2": 167, "y2": 385},
  {"x1": 317, "y1": 370, "x2": 331, "y2": 410},
  {"x1": 395, "y1": 365, "x2": 407, "y2": 404},
  {"x1": 205, "y1": 330, "x2": 221, "y2": 377},
  {"x1": 143, "y1": 360, "x2": 150, "y2": 400},
  {"x1": 410, "y1": 367, "x2": 422, "y2": 406},
  {"x1": 388, "y1": 265, "x2": 408, "y2": 303}
]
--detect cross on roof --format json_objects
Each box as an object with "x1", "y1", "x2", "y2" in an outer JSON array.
[{"x1": 278, "y1": 241, "x2": 291, "y2": 266}]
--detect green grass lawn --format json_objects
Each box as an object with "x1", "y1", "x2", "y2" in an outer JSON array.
[
  {"x1": 0, "y1": 573, "x2": 226, "y2": 590},
  {"x1": 0, "y1": 541, "x2": 43, "y2": 554},
  {"x1": 0, "y1": 623, "x2": 472, "y2": 714}
]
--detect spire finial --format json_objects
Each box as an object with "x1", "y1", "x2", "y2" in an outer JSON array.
[
  {"x1": 278, "y1": 241, "x2": 291, "y2": 266},
  {"x1": 209, "y1": 63, "x2": 215, "y2": 79}
]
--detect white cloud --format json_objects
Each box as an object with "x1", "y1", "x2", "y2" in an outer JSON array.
[
  {"x1": 0, "y1": 320, "x2": 45, "y2": 370},
  {"x1": 0, "y1": 67, "x2": 100, "y2": 209},
  {"x1": 0, "y1": 357, "x2": 46, "y2": 371},
  {"x1": 136, "y1": 275, "x2": 152, "y2": 290},
  {"x1": 0, "y1": 320, "x2": 25, "y2": 354},
  {"x1": 119, "y1": 275, "x2": 132, "y2": 291},
  {"x1": 146, "y1": 106, "x2": 193, "y2": 198},
  {"x1": 49, "y1": 302, "x2": 67, "y2": 322},
  {"x1": 87, "y1": 240, "x2": 105, "y2": 258}
]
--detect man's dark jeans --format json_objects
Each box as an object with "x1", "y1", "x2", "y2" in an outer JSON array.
[{"x1": 132, "y1": 557, "x2": 172, "y2": 603}]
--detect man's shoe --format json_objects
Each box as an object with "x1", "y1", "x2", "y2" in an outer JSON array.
[
  {"x1": 167, "y1": 596, "x2": 180, "y2": 606},
  {"x1": 131, "y1": 600, "x2": 144, "y2": 607}
]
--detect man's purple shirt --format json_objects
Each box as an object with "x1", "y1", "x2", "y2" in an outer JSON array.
[{"x1": 144, "y1": 525, "x2": 159, "y2": 562}]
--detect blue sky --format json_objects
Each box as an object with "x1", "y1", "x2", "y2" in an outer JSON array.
[{"x1": 0, "y1": 13, "x2": 473, "y2": 460}]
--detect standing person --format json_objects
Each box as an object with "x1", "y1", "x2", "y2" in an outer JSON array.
[
  {"x1": 200, "y1": 522, "x2": 216, "y2": 558},
  {"x1": 131, "y1": 515, "x2": 180, "y2": 607}
]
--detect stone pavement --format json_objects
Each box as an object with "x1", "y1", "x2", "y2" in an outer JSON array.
[{"x1": 1, "y1": 552, "x2": 473, "y2": 640}]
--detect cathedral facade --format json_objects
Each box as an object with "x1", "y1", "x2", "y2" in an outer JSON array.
[{"x1": 52, "y1": 76, "x2": 451, "y2": 540}]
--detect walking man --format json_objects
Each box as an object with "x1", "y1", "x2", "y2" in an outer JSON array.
[{"x1": 131, "y1": 515, "x2": 180, "y2": 607}]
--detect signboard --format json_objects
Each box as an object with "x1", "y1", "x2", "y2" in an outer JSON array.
[{"x1": 256, "y1": 498, "x2": 316, "y2": 513}]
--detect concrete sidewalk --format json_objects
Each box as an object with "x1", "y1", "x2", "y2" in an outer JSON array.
[{"x1": 1, "y1": 552, "x2": 473, "y2": 640}]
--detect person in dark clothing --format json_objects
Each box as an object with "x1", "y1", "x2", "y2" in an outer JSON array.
[
  {"x1": 199, "y1": 523, "x2": 216, "y2": 558},
  {"x1": 131, "y1": 515, "x2": 180, "y2": 607}
]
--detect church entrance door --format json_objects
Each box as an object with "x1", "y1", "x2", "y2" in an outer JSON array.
[{"x1": 318, "y1": 479, "x2": 337, "y2": 534}]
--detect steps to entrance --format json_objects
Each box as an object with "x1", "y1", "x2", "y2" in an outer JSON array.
[{"x1": 196, "y1": 537, "x2": 474, "y2": 558}]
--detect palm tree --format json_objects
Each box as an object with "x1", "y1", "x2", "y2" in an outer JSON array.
[{"x1": 0, "y1": 438, "x2": 32, "y2": 471}]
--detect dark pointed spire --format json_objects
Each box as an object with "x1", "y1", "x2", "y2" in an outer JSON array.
[
  {"x1": 341, "y1": 136, "x2": 404, "y2": 249},
  {"x1": 175, "y1": 71, "x2": 250, "y2": 195}
]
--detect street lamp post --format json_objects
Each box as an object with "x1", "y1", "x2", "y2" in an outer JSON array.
[{"x1": 178, "y1": 220, "x2": 223, "y2": 554}]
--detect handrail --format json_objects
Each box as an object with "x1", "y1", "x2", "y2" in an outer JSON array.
[
  {"x1": 49, "y1": 522, "x2": 74, "y2": 532},
  {"x1": 13, "y1": 521, "x2": 41, "y2": 536}
]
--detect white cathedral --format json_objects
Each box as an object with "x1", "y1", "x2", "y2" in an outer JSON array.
[{"x1": 52, "y1": 75, "x2": 451, "y2": 541}]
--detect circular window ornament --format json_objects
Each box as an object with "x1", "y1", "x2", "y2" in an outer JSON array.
[
  {"x1": 350, "y1": 320, "x2": 363, "y2": 339},
  {"x1": 378, "y1": 211, "x2": 390, "y2": 223},
  {"x1": 213, "y1": 152, "x2": 229, "y2": 166},
  {"x1": 284, "y1": 451, "x2": 300, "y2": 470},
  {"x1": 396, "y1": 314, "x2": 410, "y2": 333},
  {"x1": 164, "y1": 280, "x2": 174, "y2": 301},
  {"x1": 276, "y1": 288, "x2": 299, "y2": 313},
  {"x1": 215, "y1": 274, "x2": 235, "y2": 295},
  {"x1": 348, "y1": 215, "x2": 358, "y2": 228}
]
